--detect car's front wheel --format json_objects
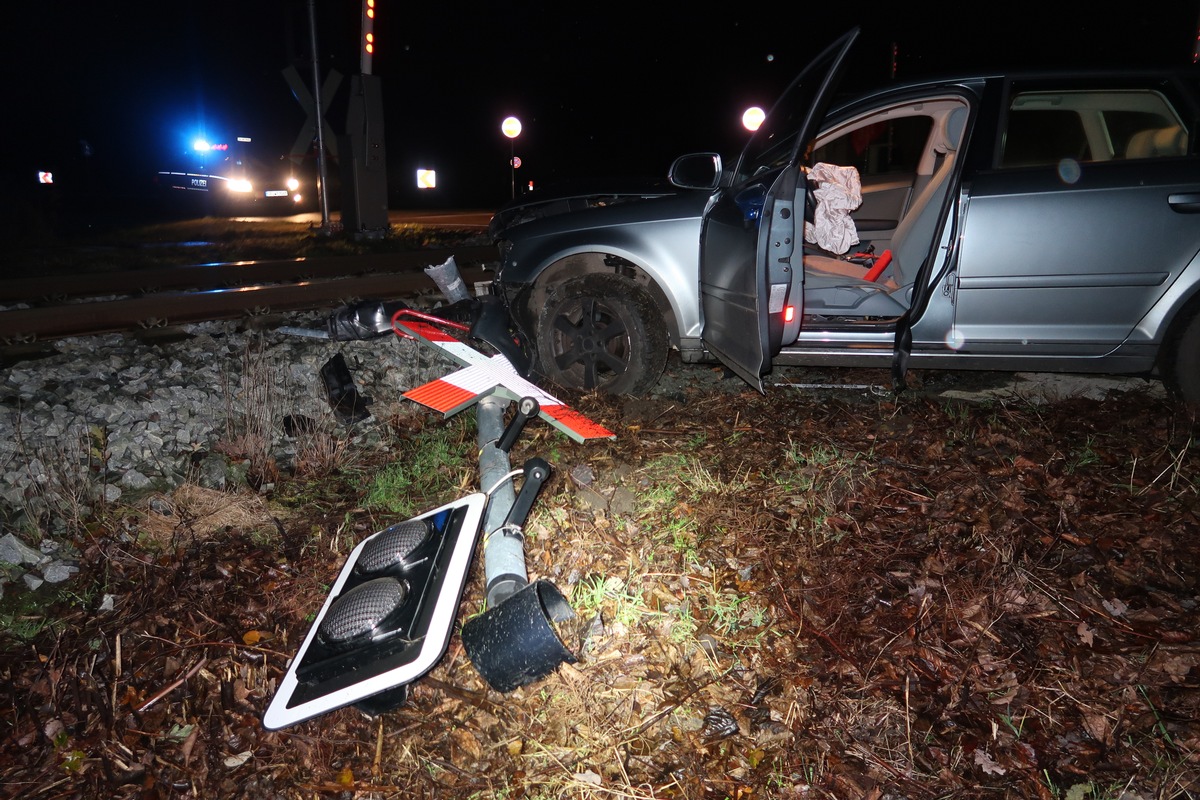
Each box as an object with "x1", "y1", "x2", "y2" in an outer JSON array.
[{"x1": 534, "y1": 274, "x2": 668, "y2": 395}]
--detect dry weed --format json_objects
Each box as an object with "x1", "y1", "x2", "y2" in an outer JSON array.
[
  {"x1": 14, "y1": 419, "x2": 107, "y2": 535},
  {"x1": 217, "y1": 336, "x2": 280, "y2": 486},
  {"x1": 136, "y1": 483, "x2": 285, "y2": 549}
]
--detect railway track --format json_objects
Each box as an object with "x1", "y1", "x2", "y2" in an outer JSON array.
[{"x1": 0, "y1": 244, "x2": 498, "y2": 344}]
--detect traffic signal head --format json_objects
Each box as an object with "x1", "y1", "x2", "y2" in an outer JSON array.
[{"x1": 262, "y1": 492, "x2": 487, "y2": 729}]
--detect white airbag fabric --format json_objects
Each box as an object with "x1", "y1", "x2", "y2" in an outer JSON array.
[{"x1": 804, "y1": 162, "x2": 862, "y2": 255}]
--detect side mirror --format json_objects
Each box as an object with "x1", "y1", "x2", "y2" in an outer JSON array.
[{"x1": 668, "y1": 153, "x2": 723, "y2": 191}]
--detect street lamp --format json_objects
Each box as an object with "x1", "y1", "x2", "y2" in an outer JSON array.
[
  {"x1": 501, "y1": 116, "x2": 522, "y2": 199},
  {"x1": 742, "y1": 106, "x2": 766, "y2": 133}
]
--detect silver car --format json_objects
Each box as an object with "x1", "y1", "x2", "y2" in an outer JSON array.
[{"x1": 490, "y1": 29, "x2": 1200, "y2": 401}]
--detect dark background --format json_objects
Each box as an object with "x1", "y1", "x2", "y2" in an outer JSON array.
[{"x1": 4, "y1": 1, "x2": 1199, "y2": 226}]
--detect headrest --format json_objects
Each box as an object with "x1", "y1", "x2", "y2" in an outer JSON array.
[
  {"x1": 1125, "y1": 126, "x2": 1186, "y2": 159},
  {"x1": 934, "y1": 106, "x2": 968, "y2": 154}
]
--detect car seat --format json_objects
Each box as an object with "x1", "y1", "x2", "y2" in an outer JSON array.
[
  {"x1": 1124, "y1": 126, "x2": 1186, "y2": 159},
  {"x1": 802, "y1": 104, "x2": 969, "y2": 317}
]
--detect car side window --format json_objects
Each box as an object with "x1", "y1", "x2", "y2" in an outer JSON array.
[
  {"x1": 811, "y1": 115, "x2": 932, "y2": 179},
  {"x1": 1001, "y1": 108, "x2": 1091, "y2": 166},
  {"x1": 1001, "y1": 87, "x2": 1189, "y2": 168}
]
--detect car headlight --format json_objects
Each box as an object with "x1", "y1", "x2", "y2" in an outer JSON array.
[
  {"x1": 228, "y1": 179, "x2": 253, "y2": 193},
  {"x1": 286, "y1": 177, "x2": 300, "y2": 192}
]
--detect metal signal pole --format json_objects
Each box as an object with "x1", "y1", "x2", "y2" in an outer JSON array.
[{"x1": 307, "y1": 0, "x2": 332, "y2": 232}]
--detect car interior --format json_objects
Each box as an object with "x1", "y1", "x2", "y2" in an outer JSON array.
[
  {"x1": 799, "y1": 98, "x2": 971, "y2": 321},
  {"x1": 1001, "y1": 89, "x2": 1187, "y2": 166},
  {"x1": 792, "y1": 87, "x2": 1189, "y2": 326}
]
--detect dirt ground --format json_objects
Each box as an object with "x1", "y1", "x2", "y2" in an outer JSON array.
[{"x1": 2, "y1": 354, "x2": 1199, "y2": 799}]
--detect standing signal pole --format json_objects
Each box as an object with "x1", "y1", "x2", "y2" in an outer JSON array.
[
  {"x1": 341, "y1": 0, "x2": 389, "y2": 238},
  {"x1": 307, "y1": 0, "x2": 332, "y2": 232}
]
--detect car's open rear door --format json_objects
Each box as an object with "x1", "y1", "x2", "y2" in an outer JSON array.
[{"x1": 698, "y1": 29, "x2": 858, "y2": 390}]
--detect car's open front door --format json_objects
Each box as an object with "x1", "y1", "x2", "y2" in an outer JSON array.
[{"x1": 698, "y1": 28, "x2": 858, "y2": 390}]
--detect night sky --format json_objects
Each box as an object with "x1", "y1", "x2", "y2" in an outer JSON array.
[{"x1": 6, "y1": 1, "x2": 1198, "y2": 215}]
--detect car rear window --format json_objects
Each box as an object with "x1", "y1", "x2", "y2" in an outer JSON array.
[
  {"x1": 1001, "y1": 88, "x2": 1188, "y2": 168},
  {"x1": 1001, "y1": 109, "x2": 1091, "y2": 167}
]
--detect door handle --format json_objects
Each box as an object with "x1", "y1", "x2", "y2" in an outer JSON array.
[{"x1": 1168, "y1": 193, "x2": 1200, "y2": 213}]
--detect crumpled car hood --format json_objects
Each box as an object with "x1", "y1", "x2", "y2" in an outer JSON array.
[{"x1": 488, "y1": 177, "x2": 676, "y2": 240}]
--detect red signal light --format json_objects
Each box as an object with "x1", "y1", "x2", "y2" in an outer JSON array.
[{"x1": 361, "y1": 0, "x2": 376, "y2": 74}]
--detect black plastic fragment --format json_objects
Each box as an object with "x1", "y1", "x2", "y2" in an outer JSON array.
[
  {"x1": 468, "y1": 295, "x2": 532, "y2": 377},
  {"x1": 320, "y1": 353, "x2": 373, "y2": 424},
  {"x1": 282, "y1": 414, "x2": 318, "y2": 437}
]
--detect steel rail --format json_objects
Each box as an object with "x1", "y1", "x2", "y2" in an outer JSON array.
[
  {"x1": 0, "y1": 244, "x2": 498, "y2": 302},
  {"x1": 0, "y1": 252, "x2": 496, "y2": 344}
]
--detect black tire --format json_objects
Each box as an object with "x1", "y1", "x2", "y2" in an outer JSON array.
[
  {"x1": 534, "y1": 273, "x2": 668, "y2": 395},
  {"x1": 1171, "y1": 312, "x2": 1200, "y2": 406}
]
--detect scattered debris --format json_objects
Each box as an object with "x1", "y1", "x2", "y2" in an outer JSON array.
[{"x1": 319, "y1": 352, "x2": 373, "y2": 424}]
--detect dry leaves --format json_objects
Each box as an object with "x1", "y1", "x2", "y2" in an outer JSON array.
[{"x1": 1, "y1": 375, "x2": 1198, "y2": 798}]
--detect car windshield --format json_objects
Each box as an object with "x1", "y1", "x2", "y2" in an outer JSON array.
[
  {"x1": 737, "y1": 122, "x2": 799, "y2": 182},
  {"x1": 732, "y1": 31, "x2": 857, "y2": 185}
]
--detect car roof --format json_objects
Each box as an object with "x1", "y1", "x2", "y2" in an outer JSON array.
[{"x1": 836, "y1": 64, "x2": 1197, "y2": 99}]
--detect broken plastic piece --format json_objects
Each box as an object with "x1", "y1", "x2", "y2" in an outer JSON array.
[
  {"x1": 469, "y1": 295, "x2": 532, "y2": 377},
  {"x1": 320, "y1": 353, "x2": 373, "y2": 424}
]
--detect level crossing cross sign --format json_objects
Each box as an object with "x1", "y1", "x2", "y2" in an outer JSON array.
[{"x1": 283, "y1": 65, "x2": 342, "y2": 162}]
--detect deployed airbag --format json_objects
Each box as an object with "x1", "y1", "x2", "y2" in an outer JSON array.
[{"x1": 804, "y1": 162, "x2": 862, "y2": 254}]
